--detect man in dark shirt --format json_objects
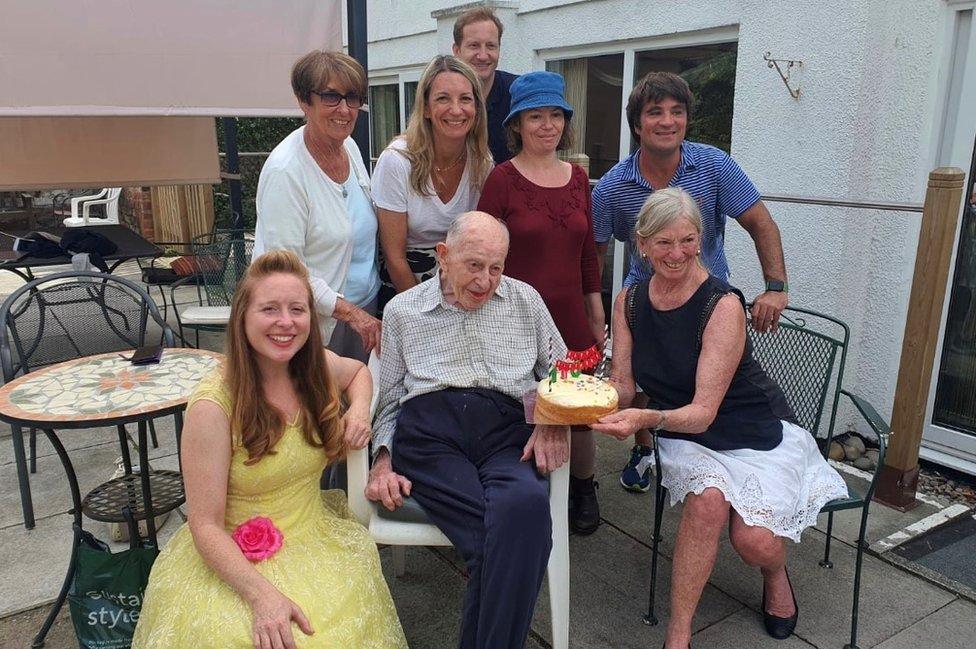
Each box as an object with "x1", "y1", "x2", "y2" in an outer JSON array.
[{"x1": 452, "y1": 7, "x2": 517, "y2": 163}]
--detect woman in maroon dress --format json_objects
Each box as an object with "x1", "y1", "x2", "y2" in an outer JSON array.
[{"x1": 477, "y1": 71, "x2": 605, "y2": 534}]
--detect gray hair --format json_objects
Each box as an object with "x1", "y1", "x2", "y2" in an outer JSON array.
[
  {"x1": 634, "y1": 187, "x2": 703, "y2": 240},
  {"x1": 445, "y1": 211, "x2": 509, "y2": 247}
]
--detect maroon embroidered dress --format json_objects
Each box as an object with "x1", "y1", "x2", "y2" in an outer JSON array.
[{"x1": 478, "y1": 161, "x2": 602, "y2": 351}]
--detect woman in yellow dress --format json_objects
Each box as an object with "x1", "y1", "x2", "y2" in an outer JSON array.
[{"x1": 133, "y1": 250, "x2": 406, "y2": 649}]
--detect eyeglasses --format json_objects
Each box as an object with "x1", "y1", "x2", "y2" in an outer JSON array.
[{"x1": 310, "y1": 90, "x2": 365, "y2": 109}]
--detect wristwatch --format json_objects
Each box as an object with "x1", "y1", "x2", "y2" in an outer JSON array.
[{"x1": 765, "y1": 280, "x2": 789, "y2": 293}]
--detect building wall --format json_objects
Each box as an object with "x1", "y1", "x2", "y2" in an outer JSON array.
[{"x1": 366, "y1": 0, "x2": 956, "y2": 434}]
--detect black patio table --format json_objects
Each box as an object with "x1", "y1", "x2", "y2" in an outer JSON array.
[{"x1": 0, "y1": 224, "x2": 162, "y2": 281}]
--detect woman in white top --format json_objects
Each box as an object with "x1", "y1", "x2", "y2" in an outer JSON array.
[
  {"x1": 255, "y1": 50, "x2": 381, "y2": 362},
  {"x1": 372, "y1": 55, "x2": 493, "y2": 310}
]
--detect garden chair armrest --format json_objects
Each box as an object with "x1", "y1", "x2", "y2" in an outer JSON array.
[
  {"x1": 169, "y1": 273, "x2": 202, "y2": 290},
  {"x1": 169, "y1": 273, "x2": 206, "y2": 313},
  {"x1": 346, "y1": 351, "x2": 383, "y2": 528},
  {"x1": 839, "y1": 389, "x2": 890, "y2": 454},
  {"x1": 347, "y1": 446, "x2": 371, "y2": 527},
  {"x1": 839, "y1": 389, "x2": 891, "y2": 504}
]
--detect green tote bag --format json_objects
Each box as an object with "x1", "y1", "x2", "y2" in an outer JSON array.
[{"x1": 67, "y1": 526, "x2": 158, "y2": 649}]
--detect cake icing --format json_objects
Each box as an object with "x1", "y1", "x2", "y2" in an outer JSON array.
[{"x1": 535, "y1": 374, "x2": 618, "y2": 425}]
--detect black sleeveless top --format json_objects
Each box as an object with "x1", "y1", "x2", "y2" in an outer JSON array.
[{"x1": 629, "y1": 275, "x2": 796, "y2": 451}]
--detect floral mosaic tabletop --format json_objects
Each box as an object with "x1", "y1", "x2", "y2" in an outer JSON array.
[{"x1": 0, "y1": 348, "x2": 222, "y2": 426}]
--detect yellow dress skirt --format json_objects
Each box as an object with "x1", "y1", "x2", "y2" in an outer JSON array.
[{"x1": 132, "y1": 374, "x2": 406, "y2": 648}]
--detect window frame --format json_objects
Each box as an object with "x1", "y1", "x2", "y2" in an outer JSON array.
[{"x1": 367, "y1": 68, "x2": 423, "y2": 166}]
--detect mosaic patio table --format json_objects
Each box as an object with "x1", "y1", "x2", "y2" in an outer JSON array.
[{"x1": 0, "y1": 347, "x2": 221, "y2": 649}]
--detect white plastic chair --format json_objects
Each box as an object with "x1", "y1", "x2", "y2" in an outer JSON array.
[
  {"x1": 347, "y1": 352, "x2": 570, "y2": 649},
  {"x1": 63, "y1": 188, "x2": 121, "y2": 226}
]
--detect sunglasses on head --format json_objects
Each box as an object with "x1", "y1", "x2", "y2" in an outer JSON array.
[{"x1": 310, "y1": 90, "x2": 365, "y2": 109}]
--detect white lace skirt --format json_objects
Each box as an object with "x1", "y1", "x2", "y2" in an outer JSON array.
[{"x1": 657, "y1": 420, "x2": 848, "y2": 542}]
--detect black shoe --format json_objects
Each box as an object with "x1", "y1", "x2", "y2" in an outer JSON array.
[
  {"x1": 569, "y1": 475, "x2": 600, "y2": 535},
  {"x1": 761, "y1": 568, "x2": 798, "y2": 639}
]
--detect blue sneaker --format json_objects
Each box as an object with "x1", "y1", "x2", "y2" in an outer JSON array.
[{"x1": 620, "y1": 444, "x2": 654, "y2": 492}]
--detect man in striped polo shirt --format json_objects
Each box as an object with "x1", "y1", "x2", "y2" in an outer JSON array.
[{"x1": 593, "y1": 71, "x2": 789, "y2": 492}]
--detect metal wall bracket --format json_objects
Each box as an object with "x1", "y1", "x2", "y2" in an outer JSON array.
[{"x1": 763, "y1": 52, "x2": 802, "y2": 99}]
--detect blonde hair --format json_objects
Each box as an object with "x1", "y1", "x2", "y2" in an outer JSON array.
[
  {"x1": 226, "y1": 250, "x2": 344, "y2": 465},
  {"x1": 634, "y1": 187, "x2": 703, "y2": 239},
  {"x1": 399, "y1": 55, "x2": 492, "y2": 197},
  {"x1": 634, "y1": 188, "x2": 706, "y2": 270}
]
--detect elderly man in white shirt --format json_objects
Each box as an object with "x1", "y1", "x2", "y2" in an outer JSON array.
[{"x1": 367, "y1": 211, "x2": 568, "y2": 649}]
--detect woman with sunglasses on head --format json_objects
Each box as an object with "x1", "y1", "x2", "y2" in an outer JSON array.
[
  {"x1": 255, "y1": 50, "x2": 381, "y2": 363},
  {"x1": 371, "y1": 55, "x2": 493, "y2": 310}
]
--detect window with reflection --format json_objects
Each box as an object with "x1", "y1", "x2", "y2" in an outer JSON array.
[
  {"x1": 546, "y1": 54, "x2": 624, "y2": 179},
  {"x1": 934, "y1": 136, "x2": 976, "y2": 435},
  {"x1": 635, "y1": 42, "x2": 738, "y2": 153},
  {"x1": 369, "y1": 84, "x2": 400, "y2": 164}
]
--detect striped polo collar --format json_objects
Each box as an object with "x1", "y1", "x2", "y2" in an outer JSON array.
[{"x1": 627, "y1": 141, "x2": 699, "y2": 187}]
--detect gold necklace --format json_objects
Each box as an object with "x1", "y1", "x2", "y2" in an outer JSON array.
[{"x1": 434, "y1": 151, "x2": 466, "y2": 173}]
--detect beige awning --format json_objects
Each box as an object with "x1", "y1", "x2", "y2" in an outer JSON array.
[
  {"x1": 0, "y1": 116, "x2": 221, "y2": 190},
  {"x1": 0, "y1": 1, "x2": 342, "y2": 117},
  {"x1": 0, "y1": 1, "x2": 342, "y2": 190}
]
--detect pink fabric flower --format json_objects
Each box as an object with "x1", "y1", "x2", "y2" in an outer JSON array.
[{"x1": 232, "y1": 517, "x2": 283, "y2": 562}]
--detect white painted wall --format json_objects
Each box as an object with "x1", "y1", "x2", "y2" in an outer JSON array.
[{"x1": 365, "y1": 0, "x2": 957, "y2": 437}]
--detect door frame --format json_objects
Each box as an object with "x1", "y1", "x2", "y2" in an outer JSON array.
[{"x1": 924, "y1": 2, "x2": 976, "y2": 474}]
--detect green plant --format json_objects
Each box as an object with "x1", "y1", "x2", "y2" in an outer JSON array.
[{"x1": 214, "y1": 117, "x2": 305, "y2": 228}]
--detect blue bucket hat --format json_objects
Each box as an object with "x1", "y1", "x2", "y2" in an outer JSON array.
[{"x1": 502, "y1": 71, "x2": 574, "y2": 127}]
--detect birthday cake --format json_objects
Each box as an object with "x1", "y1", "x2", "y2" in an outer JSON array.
[{"x1": 535, "y1": 374, "x2": 618, "y2": 425}]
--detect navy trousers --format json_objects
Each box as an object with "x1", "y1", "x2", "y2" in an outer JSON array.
[{"x1": 392, "y1": 388, "x2": 552, "y2": 649}]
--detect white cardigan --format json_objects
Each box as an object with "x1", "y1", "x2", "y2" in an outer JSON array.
[{"x1": 254, "y1": 127, "x2": 372, "y2": 341}]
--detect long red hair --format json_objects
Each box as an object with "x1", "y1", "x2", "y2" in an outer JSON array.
[{"x1": 225, "y1": 250, "x2": 344, "y2": 464}]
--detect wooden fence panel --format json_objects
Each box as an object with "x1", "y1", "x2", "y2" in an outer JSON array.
[{"x1": 150, "y1": 185, "x2": 214, "y2": 243}]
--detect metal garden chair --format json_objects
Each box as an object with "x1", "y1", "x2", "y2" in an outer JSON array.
[
  {"x1": 170, "y1": 230, "x2": 254, "y2": 347},
  {"x1": 0, "y1": 271, "x2": 175, "y2": 530},
  {"x1": 643, "y1": 305, "x2": 891, "y2": 649}
]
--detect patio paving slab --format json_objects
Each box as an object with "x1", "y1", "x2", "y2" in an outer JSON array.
[
  {"x1": 0, "y1": 503, "x2": 183, "y2": 618},
  {"x1": 0, "y1": 441, "x2": 179, "y2": 530},
  {"x1": 689, "y1": 607, "x2": 813, "y2": 648},
  {"x1": 873, "y1": 598, "x2": 976, "y2": 649},
  {"x1": 381, "y1": 546, "x2": 465, "y2": 648},
  {"x1": 530, "y1": 521, "x2": 742, "y2": 648},
  {"x1": 706, "y1": 525, "x2": 957, "y2": 648},
  {"x1": 592, "y1": 432, "x2": 636, "y2": 483},
  {"x1": 0, "y1": 604, "x2": 74, "y2": 649},
  {"x1": 812, "y1": 467, "x2": 944, "y2": 548},
  {"x1": 598, "y1": 473, "x2": 682, "y2": 550}
]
